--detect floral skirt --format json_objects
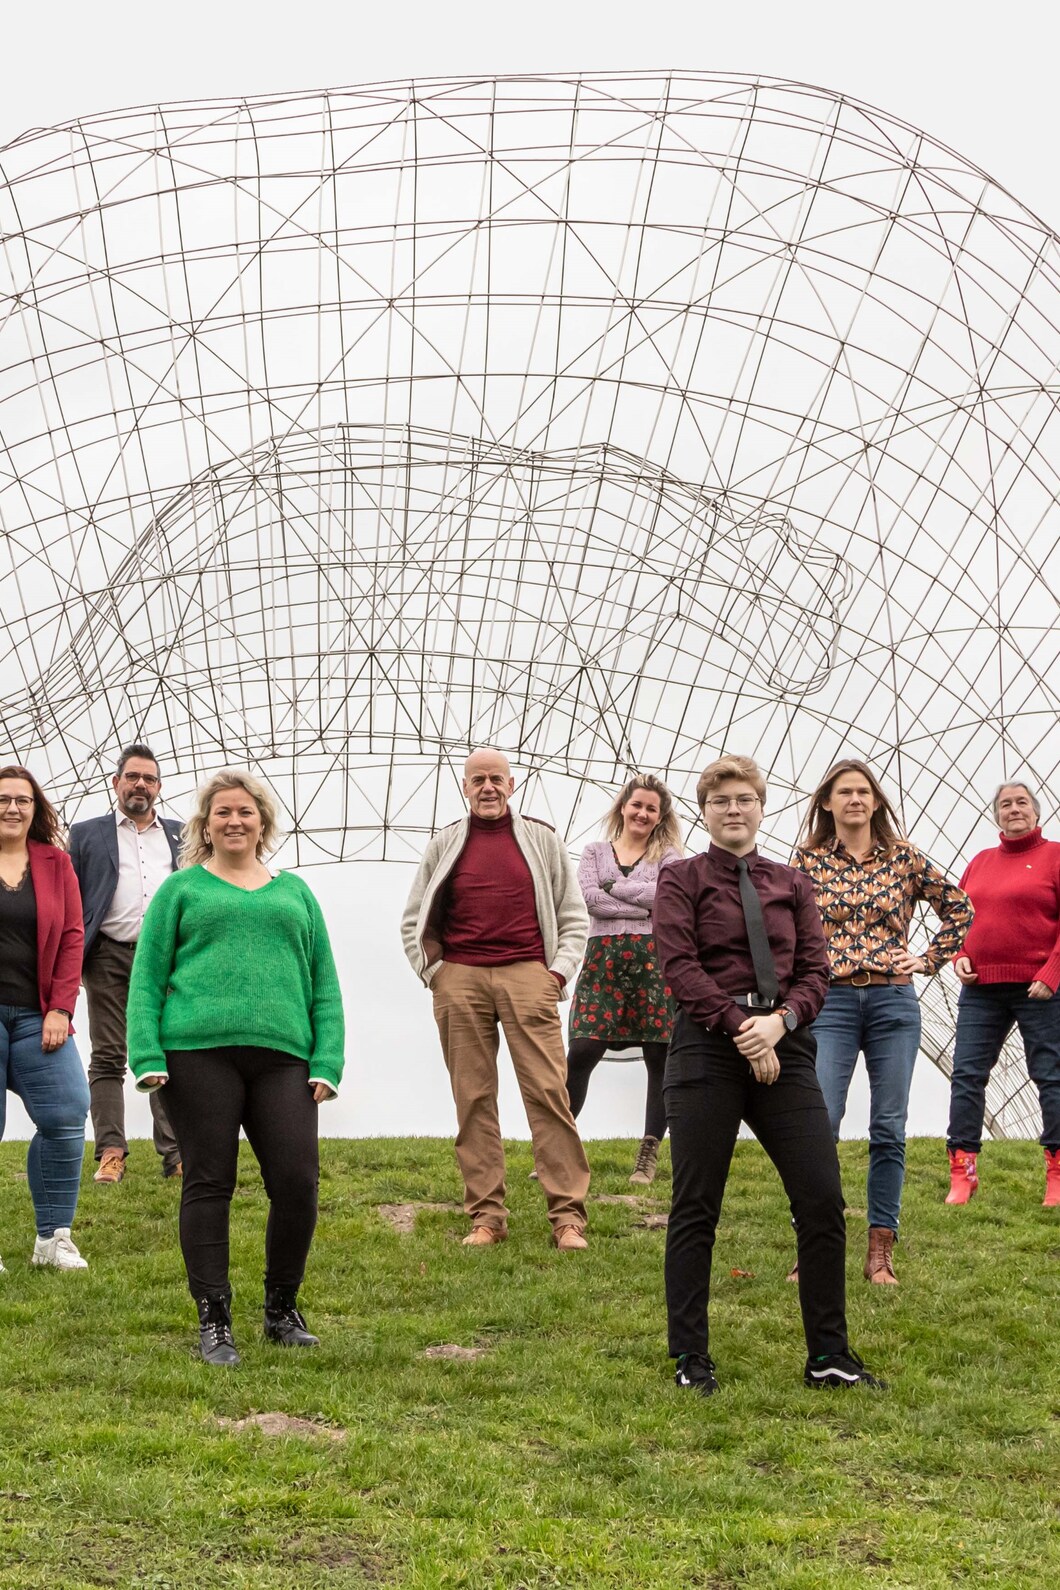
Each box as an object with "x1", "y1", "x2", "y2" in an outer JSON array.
[{"x1": 568, "y1": 934, "x2": 677, "y2": 1045}]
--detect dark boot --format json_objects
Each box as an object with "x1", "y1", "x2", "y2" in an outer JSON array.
[
  {"x1": 263, "y1": 1286, "x2": 319, "y2": 1347},
  {"x1": 196, "y1": 1291, "x2": 240, "y2": 1366}
]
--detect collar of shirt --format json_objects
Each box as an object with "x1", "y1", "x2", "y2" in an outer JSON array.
[
  {"x1": 115, "y1": 809, "x2": 162, "y2": 834},
  {"x1": 706, "y1": 842, "x2": 760, "y2": 872}
]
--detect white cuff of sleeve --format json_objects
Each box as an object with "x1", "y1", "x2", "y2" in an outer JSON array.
[
  {"x1": 308, "y1": 1076, "x2": 338, "y2": 1100},
  {"x1": 136, "y1": 1073, "x2": 168, "y2": 1092}
]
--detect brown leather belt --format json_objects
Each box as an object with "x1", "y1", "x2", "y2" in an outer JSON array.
[{"x1": 830, "y1": 972, "x2": 911, "y2": 987}]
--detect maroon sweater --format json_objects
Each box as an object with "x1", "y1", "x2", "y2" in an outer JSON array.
[
  {"x1": 958, "y1": 828, "x2": 1060, "y2": 989},
  {"x1": 441, "y1": 812, "x2": 546, "y2": 967}
]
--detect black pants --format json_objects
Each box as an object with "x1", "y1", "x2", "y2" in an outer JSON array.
[
  {"x1": 566, "y1": 1038, "x2": 669, "y2": 1139},
  {"x1": 163, "y1": 1047, "x2": 319, "y2": 1298},
  {"x1": 664, "y1": 1014, "x2": 848, "y2": 1360}
]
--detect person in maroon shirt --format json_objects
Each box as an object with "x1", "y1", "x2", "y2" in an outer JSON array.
[
  {"x1": 654, "y1": 754, "x2": 883, "y2": 1395},
  {"x1": 401, "y1": 749, "x2": 591, "y2": 1249}
]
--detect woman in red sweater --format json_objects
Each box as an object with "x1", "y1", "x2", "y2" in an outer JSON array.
[
  {"x1": 947, "y1": 781, "x2": 1060, "y2": 1206},
  {"x1": 0, "y1": 766, "x2": 90, "y2": 1271}
]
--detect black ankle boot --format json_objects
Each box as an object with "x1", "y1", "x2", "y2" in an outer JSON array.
[
  {"x1": 196, "y1": 1290, "x2": 240, "y2": 1366},
  {"x1": 263, "y1": 1287, "x2": 319, "y2": 1347}
]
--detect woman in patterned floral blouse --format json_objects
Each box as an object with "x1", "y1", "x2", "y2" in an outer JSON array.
[
  {"x1": 791, "y1": 760, "x2": 972, "y2": 1285},
  {"x1": 565, "y1": 776, "x2": 683, "y2": 1185}
]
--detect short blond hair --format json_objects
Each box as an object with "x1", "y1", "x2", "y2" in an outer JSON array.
[
  {"x1": 180, "y1": 769, "x2": 283, "y2": 867},
  {"x1": 696, "y1": 755, "x2": 767, "y2": 811}
]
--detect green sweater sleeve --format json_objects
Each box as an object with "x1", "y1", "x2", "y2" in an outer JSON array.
[
  {"x1": 126, "y1": 874, "x2": 183, "y2": 1082},
  {"x1": 304, "y1": 887, "x2": 346, "y2": 1091}
]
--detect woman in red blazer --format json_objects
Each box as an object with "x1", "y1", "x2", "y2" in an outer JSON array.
[{"x1": 0, "y1": 765, "x2": 90, "y2": 1271}]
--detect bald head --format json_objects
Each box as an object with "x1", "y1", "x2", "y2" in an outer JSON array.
[{"x1": 463, "y1": 748, "x2": 515, "y2": 820}]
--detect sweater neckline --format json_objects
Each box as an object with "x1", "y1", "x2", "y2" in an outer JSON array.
[
  {"x1": 998, "y1": 827, "x2": 1044, "y2": 855},
  {"x1": 199, "y1": 862, "x2": 280, "y2": 893}
]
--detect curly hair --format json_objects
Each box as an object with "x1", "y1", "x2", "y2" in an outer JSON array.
[
  {"x1": 603, "y1": 774, "x2": 683, "y2": 861},
  {"x1": 180, "y1": 769, "x2": 283, "y2": 868},
  {"x1": 0, "y1": 765, "x2": 63, "y2": 846}
]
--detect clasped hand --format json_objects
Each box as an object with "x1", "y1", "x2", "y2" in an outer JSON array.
[{"x1": 733, "y1": 1012, "x2": 784, "y2": 1085}]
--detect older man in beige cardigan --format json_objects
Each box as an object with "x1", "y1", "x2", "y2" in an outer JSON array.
[{"x1": 402, "y1": 749, "x2": 590, "y2": 1249}]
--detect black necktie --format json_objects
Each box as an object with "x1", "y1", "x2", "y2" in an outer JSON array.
[{"x1": 736, "y1": 857, "x2": 779, "y2": 1004}]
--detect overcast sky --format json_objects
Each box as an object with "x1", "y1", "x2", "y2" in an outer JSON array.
[{"x1": 3, "y1": 0, "x2": 1054, "y2": 1144}]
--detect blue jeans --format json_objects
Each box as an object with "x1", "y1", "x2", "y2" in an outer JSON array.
[
  {"x1": 0, "y1": 1006, "x2": 90, "y2": 1236},
  {"x1": 812, "y1": 984, "x2": 922, "y2": 1232},
  {"x1": 947, "y1": 983, "x2": 1060, "y2": 1153}
]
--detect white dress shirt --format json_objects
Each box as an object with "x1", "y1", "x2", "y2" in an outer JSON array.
[{"x1": 98, "y1": 811, "x2": 175, "y2": 943}]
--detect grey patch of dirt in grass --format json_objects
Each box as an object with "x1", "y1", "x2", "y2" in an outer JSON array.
[
  {"x1": 377, "y1": 1201, "x2": 463, "y2": 1234},
  {"x1": 635, "y1": 1212, "x2": 670, "y2": 1229},
  {"x1": 593, "y1": 1193, "x2": 643, "y2": 1206},
  {"x1": 216, "y1": 1411, "x2": 346, "y2": 1442},
  {"x1": 423, "y1": 1343, "x2": 489, "y2": 1360}
]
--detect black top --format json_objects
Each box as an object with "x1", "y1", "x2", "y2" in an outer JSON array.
[
  {"x1": 0, "y1": 865, "x2": 39, "y2": 1010},
  {"x1": 610, "y1": 845, "x2": 636, "y2": 878}
]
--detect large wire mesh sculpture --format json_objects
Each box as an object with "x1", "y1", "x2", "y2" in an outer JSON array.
[{"x1": 2, "y1": 70, "x2": 1059, "y2": 1136}]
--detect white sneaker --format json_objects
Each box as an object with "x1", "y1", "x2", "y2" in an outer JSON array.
[
  {"x1": 0, "y1": 1254, "x2": 6, "y2": 1274},
  {"x1": 31, "y1": 1228, "x2": 88, "y2": 1270}
]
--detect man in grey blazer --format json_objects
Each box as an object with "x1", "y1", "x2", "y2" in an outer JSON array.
[{"x1": 68, "y1": 744, "x2": 182, "y2": 1182}]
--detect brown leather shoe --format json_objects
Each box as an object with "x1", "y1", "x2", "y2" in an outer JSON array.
[
  {"x1": 93, "y1": 1149, "x2": 126, "y2": 1184},
  {"x1": 461, "y1": 1225, "x2": 507, "y2": 1247},
  {"x1": 552, "y1": 1225, "x2": 588, "y2": 1251},
  {"x1": 864, "y1": 1226, "x2": 898, "y2": 1285},
  {"x1": 785, "y1": 1261, "x2": 799, "y2": 1284}
]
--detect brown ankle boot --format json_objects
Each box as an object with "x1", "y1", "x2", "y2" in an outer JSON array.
[
  {"x1": 864, "y1": 1226, "x2": 898, "y2": 1285},
  {"x1": 629, "y1": 1135, "x2": 660, "y2": 1186}
]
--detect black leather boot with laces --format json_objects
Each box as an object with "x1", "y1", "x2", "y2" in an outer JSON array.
[
  {"x1": 196, "y1": 1291, "x2": 240, "y2": 1366},
  {"x1": 263, "y1": 1287, "x2": 319, "y2": 1347}
]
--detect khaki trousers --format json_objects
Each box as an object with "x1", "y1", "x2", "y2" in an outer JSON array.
[{"x1": 431, "y1": 960, "x2": 589, "y2": 1230}]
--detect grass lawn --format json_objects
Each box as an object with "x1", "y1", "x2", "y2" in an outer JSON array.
[{"x1": 0, "y1": 1135, "x2": 1056, "y2": 1588}]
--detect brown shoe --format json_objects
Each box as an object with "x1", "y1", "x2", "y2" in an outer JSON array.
[
  {"x1": 163, "y1": 1160, "x2": 183, "y2": 1180},
  {"x1": 552, "y1": 1225, "x2": 588, "y2": 1251},
  {"x1": 864, "y1": 1226, "x2": 898, "y2": 1285},
  {"x1": 629, "y1": 1135, "x2": 660, "y2": 1186},
  {"x1": 461, "y1": 1225, "x2": 507, "y2": 1247},
  {"x1": 785, "y1": 1261, "x2": 799, "y2": 1284},
  {"x1": 93, "y1": 1149, "x2": 127, "y2": 1184}
]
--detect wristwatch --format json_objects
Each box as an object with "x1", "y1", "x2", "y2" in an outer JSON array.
[{"x1": 775, "y1": 1006, "x2": 798, "y2": 1033}]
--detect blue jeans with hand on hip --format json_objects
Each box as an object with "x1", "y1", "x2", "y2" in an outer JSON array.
[
  {"x1": 812, "y1": 983, "x2": 922, "y2": 1232},
  {"x1": 0, "y1": 1005, "x2": 90, "y2": 1236},
  {"x1": 947, "y1": 982, "x2": 1060, "y2": 1153}
]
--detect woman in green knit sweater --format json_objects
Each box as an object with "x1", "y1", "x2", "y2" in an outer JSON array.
[{"x1": 127, "y1": 770, "x2": 345, "y2": 1365}]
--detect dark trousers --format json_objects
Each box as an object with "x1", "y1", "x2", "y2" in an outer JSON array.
[
  {"x1": 162, "y1": 1047, "x2": 319, "y2": 1298},
  {"x1": 565, "y1": 1038, "x2": 669, "y2": 1140},
  {"x1": 84, "y1": 935, "x2": 180, "y2": 1169},
  {"x1": 948, "y1": 982, "x2": 1060, "y2": 1152},
  {"x1": 664, "y1": 1014, "x2": 848, "y2": 1360}
]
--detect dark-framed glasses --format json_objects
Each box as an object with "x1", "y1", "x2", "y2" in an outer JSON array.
[
  {"x1": 0, "y1": 795, "x2": 33, "y2": 810},
  {"x1": 705, "y1": 795, "x2": 760, "y2": 812}
]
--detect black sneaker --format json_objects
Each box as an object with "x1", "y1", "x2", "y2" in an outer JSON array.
[
  {"x1": 674, "y1": 1352, "x2": 719, "y2": 1396},
  {"x1": 804, "y1": 1349, "x2": 885, "y2": 1390}
]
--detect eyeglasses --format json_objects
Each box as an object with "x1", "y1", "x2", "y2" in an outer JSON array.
[
  {"x1": 0, "y1": 795, "x2": 33, "y2": 810},
  {"x1": 704, "y1": 795, "x2": 760, "y2": 812},
  {"x1": 121, "y1": 773, "x2": 159, "y2": 787}
]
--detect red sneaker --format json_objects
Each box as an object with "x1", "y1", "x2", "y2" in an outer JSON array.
[
  {"x1": 1044, "y1": 1149, "x2": 1060, "y2": 1208},
  {"x1": 945, "y1": 1148, "x2": 979, "y2": 1205}
]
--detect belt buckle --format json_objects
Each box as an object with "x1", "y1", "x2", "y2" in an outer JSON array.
[
  {"x1": 747, "y1": 992, "x2": 772, "y2": 1009},
  {"x1": 849, "y1": 970, "x2": 872, "y2": 987}
]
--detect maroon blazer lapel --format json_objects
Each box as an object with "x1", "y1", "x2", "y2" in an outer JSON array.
[{"x1": 28, "y1": 841, "x2": 85, "y2": 1017}]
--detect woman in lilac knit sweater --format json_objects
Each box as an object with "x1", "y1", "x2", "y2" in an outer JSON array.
[{"x1": 566, "y1": 775, "x2": 683, "y2": 1184}]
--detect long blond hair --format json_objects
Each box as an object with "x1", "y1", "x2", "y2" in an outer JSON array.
[
  {"x1": 180, "y1": 769, "x2": 283, "y2": 868},
  {"x1": 604, "y1": 774, "x2": 683, "y2": 863}
]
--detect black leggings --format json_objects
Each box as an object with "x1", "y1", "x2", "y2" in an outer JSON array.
[
  {"x1": 565, "y1": 1038, "x2": 669, "y2": 1140},
  {"x1": 163, "y1": 1047, "x2": 319, "y2": 1297}
]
